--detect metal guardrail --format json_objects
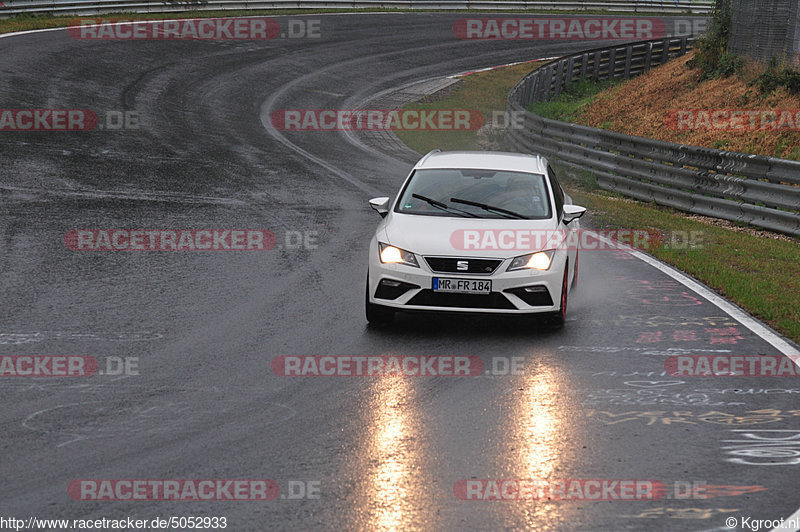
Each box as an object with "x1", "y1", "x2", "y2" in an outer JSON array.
[
  {"x1": 506, "y1": 37, "x2": 800, "y2": 237},
  {"x1": 0, "y1": 0, "x2": 714, "y2": 18}
]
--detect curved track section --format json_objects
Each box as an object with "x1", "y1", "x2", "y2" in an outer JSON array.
[{"x1": 1, "y1": 13, "x2": 798, "y2": 531}]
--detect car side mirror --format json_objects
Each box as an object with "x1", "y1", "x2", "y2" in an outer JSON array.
[
  {"x1": 563, "y1": 204, "x2": 586, "y2": 225},
  {"x1": 369, "y1": 197, "x2": 390, "y2": 218}
]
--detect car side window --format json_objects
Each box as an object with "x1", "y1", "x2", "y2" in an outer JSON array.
[{"x1": 547, "y1": 165, "x2": 564, "y2": 220}]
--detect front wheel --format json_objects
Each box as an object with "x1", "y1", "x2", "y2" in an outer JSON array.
[
  {"x1": 549, "y1": 262, "x2": 569, "y2": 328},
  {"x1": 571, "y1": 251, "x2": 578, "y2": 290},
  {"x1": 365, "y1": 276, "x2": 395, "y2": 325}
]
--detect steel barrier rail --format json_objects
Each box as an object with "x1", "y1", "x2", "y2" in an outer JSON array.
[
  {"x1": 0, "y1": 0, "x2": 714, "y2": 18},
  {"x1": 506, "y1": 36, "x2": 800, "y2": 237}
]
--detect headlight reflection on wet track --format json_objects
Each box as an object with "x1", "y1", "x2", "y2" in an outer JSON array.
[
  {"x1": 505, "y1": 361, "x2": 579, "y2": 526},
  {"x1": 364, "y1": 377, "x2": 424, "y2": 531}
]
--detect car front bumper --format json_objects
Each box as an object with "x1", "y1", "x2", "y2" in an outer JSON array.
[{"x1": 367, "y1": 243, "x2": 567, "y2": 315}]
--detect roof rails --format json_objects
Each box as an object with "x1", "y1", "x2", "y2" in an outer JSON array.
[{"x1": 416, "y1": 149, "x2": 441, "y2": 167}]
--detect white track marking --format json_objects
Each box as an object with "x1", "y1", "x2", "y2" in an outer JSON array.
[{"x1": 449, "y1": 56, "x2": 559, "y2": 77}]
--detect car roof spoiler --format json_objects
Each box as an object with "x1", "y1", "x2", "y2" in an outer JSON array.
[{"x1": 416, "y1": 149, "x2": 441, "y2": 167}]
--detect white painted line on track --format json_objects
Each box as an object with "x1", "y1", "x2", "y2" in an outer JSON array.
[
  {"x1": 0, "y1": 26, "x2": 66, "y2": 39},
  {"x1": 449, "y1": 56, "x2": 559, "y2": 77}
]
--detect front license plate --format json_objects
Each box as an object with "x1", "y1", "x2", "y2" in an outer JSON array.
[{"x1": 433, "y1": 278, "x2": 492, "y2": 294}]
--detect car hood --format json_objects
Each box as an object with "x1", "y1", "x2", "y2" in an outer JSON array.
[{"x1": 381, "y1": 213, "x2": 559, "y2": 258}]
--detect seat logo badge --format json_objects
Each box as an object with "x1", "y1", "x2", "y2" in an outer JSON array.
[{"x1": 457, "y1": 260, "x2": 469, "y2": 271}]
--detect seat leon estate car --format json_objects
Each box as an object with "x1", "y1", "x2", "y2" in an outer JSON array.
[{"x1": 366, "y1": 150, "x2": 586, "y2": 325}]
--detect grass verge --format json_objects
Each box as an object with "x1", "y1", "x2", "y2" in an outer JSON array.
[
  {"x1": 393, "y1": 62, "x2": 800, "y2": 345},
  {"x1": 527, "y1": 78, "x2": 620, "y2": 122},
  {"x1": 394, "y1": 61, "x2": 543, "y2": 153}
]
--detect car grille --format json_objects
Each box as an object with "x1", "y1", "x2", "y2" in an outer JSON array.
[
  {"x1": 407, "y1": 290, "x2": 516, "y2": 309},
  {"x1": 424, "y1": 257, "x2": 502, "y2": 275}
]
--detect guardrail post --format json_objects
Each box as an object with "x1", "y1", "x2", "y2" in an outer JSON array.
[
  {"x1": 680, "y1": 36, "x2": 688, "y2": 55},
  {"x1": 580, "y1": 53, "x2": 589, "y2": 79},
  {"x1": 553, "y1": 61, "x2": 564, "y2": 97},
  {"x1": 644, "y1": 42, "x2": 653, "y2": 71},
  {"x1": 592, "y1": 51, "x2": 602, "y2": 81},
  {"x1": 566, "y1": 56, "x2": 575, "y2": 89},
  {"x1": 624, "y1": 46, "x2": 633, "y2": 78},
  {"x1": 534, "y1": 71, "x2": 545, "y2": 101},
  {"x1": 661, "y1": 38, "x2": 670, "y2": 64},
  {"x1": 608, "y1": 47, "x2": 617, "y2": 79},
  {"x1": 528, "y1": 76, "x2": 537, "y2": 102},
  {"x1": 543, "y1": 67, "x2": 554, "y2": 102}
]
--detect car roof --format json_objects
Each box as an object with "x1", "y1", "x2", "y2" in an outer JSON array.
[{"x1": 414, "y1": 151, "x2": 549, "y2": 174}]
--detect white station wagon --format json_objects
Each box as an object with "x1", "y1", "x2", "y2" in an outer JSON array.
[{"x1": 366, "y1": 150, "x2": 586, "y2": 326}]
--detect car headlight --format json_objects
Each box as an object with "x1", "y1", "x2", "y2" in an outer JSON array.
[
  {"x1": 379, "y1": 243, "x2": 419, "y2": 268},
  {"x1": 507, "y1": 250, "x2": 555, "y2": 271}
]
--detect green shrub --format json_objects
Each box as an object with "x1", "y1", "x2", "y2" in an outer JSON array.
[
  {"x1": 688, "y1": 0, "x2": 744, "y2": 79},
  {"x1": 752, "y1": 59, "x2": 800, "y2": 95}
]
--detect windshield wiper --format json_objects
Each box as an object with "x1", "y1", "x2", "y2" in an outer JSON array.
[
  {"x1": 411, "y1": 194, "x2": 478, "y2": 218},
  {"x1": 449, "y1": 197, "x2": 527, "y2": 219}
]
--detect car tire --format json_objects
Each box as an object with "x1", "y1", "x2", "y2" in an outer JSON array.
[
  {"x1": 365, "y1": 276, "x2": 395, "y2": 325},
  {"x1": 550, "y1": 262, "x2": 569, "y2": 328},
  {"x1": 571, "y1": 251, "x2": 578, "y2": 290}
]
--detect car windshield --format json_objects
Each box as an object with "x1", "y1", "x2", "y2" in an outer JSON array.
[{"x1": 395, "y1": 168, "x2": 552, "y2": 219}]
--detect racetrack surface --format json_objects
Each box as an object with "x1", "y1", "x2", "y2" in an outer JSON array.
[{"x1": 1, "y1": 13, "x2": 799, "y2": 531}]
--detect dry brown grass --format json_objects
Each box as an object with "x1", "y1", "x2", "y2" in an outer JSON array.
[{"x1": 577, "y1": 53, "x2": 800, "y2": 159}]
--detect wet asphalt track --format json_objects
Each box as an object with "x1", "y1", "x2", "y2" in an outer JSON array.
[{"x1": 1, "y1": 12, "x2": 800, "y2": 531}]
